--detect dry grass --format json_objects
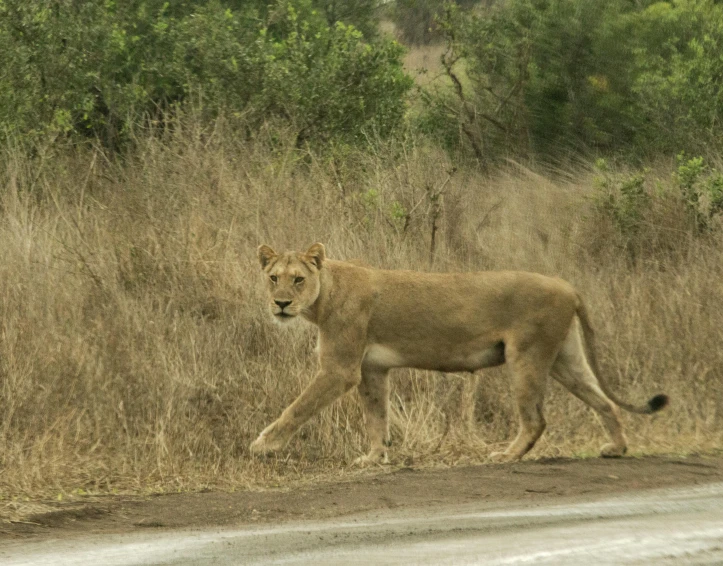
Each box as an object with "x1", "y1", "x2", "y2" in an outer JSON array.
[
  {"x1": 403, "y1": 43, "x2": 447, "y2": 87},
  {"x1": 0, "y1": 121, "x2": 722, "y2": 504}
]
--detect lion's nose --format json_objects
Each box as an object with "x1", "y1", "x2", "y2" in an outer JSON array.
[{"x1": 275, "y1": 300, "x2": 292, "y2": 310}]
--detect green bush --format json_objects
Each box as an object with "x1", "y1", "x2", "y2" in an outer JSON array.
[
  {"x1": 593, "y1": 160, "x2": 650, "y2": 238},
  {"x1": 313, "y1": 0, "x2": 382, "y2": 39},
  {"x1": 424, "y1": 0, "x2": 723, "y2": 160},
  {"x1": 675, "y1": 153, "x2": 723, "y2": 230},
  {"x1": 590, "y1": 154, "x2": 722, "y2": 263},
  {"x1": 0, "y1": 0, "x2": 410, "y2": 148},
  {"x1": 632, "y1": 2, "x2": 723, "y2": 154},
  {"x1": 414, "y1": 1, "x2": 540, "y2": 163},
  {"x1": 255, "y1": 6, "x2": 412, "y2": 144}
]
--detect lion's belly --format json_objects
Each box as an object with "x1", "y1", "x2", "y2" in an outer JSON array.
[
  {"x1": 362, "y1": 345, "x2": 407, "y2": 368},
  {"x1": 363, "y1": 342, "x2": 504, "y2": 372}
]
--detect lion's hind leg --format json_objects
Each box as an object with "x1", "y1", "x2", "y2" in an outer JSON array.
[
  {"x1": 355, "y1": 366, "x2": 390, "y2": 466},
  {"x1": 490, "y1": 352, "x2": 550, "y2": 463},
  {"x1": 551, "y1": 321, "x2": 627, "y2": 457}
]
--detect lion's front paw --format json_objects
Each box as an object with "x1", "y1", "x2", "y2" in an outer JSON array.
[
  {"x1": 249, "y1": 436, "x2": 281, "y2": 455},
  {"x1": 353, "y1": 450, "x2": 389, "y2": 467},
  {"x1": 249, "y1": 424, "x2": 287, "y2": 456},
  {"x1": 600, "y1": 443, "x2": 627, "y2": 458}
]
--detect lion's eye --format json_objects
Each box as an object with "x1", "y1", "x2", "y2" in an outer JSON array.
[
  {"x1": 270, "y1": 275, "x2": 278, "y2": 283},
  {"x1": 294, "y1": 276, "x2": 305, "y2": 284}
]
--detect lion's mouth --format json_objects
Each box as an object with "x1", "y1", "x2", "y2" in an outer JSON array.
[{"x1": 274, "y1": 311, "x2": 295, "y2": 319}]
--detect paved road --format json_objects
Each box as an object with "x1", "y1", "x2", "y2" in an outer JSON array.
[{"x1": 3, "y1": 482, "x2": 723, "y2": 565}]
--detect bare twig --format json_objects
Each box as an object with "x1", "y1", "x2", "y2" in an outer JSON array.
[
  {"x1": 429, "y1": 167, "x2": 457, "y2": 266},
  {"x1": 476, "y1": 199, "x2": 504, "y2": 231}
]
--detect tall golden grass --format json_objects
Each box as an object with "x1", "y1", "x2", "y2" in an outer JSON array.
[{"x1": 0, "y1": 119, "x2": 721, "y2": 500}]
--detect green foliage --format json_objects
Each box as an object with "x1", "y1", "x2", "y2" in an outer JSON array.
[
  {"x1": 416, "y1": 2, "x2": 537, "y2": 163},
  {"x1": 594, "y1": 160, "x2": 650, "y2": 237},
  {"x1": 631, "y1": 1, "x2": 723, "y2": 153},
  {"x1": 313, "y1": 0, "x2": 382, "y2": 39},
  {"x1": 425, "y1": 0, "x2": 641, "y2": 160},
  {"x1": 592, "y1": 154, "x2": 722, "y2": 259},
  {"x1": 389, "y1": 200, "x2": 407, "y2": 227},
  {"x1": 262, "y1": 11, "x2": 412, "y2": 144},
  {"x1": 426, "y1": 0, "x2": 723, "y2": 159},
  {"x1": 520, "y1": 0, "x2": 644, "y2": 151},
  {"x1": 5, "y1": 0, "x2": 723, "y2": 161},
  {"x1": 0, "y1": 0, "x2": 410, "y2": 147},
  {"x1": 675, "y1": 153, "x2": 723, "y2": 230}
]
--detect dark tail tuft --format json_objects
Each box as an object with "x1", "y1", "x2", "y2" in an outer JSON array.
[{"x1": 647, "y1": 394, "x2": 670, "y2": 413}]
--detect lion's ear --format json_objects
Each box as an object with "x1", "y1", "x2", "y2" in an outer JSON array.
[
  {"x1": 305, "y1": 243, "x2": 325, "y2": 270},
  {"x1": 258, "y1": 245, "x2": 277, "y2": 269}
]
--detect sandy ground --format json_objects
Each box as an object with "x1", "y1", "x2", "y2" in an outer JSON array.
[{"x1": 2, "y1": 456, "x2": 723, "y2": 564}]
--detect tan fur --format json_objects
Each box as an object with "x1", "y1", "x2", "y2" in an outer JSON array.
[{"x1": 250, "y1": 243, "x2": 668, "y2": 464}]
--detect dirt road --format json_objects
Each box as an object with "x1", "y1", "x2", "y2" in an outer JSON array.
[{"x1": 2, "y1": 455, "x2": 723, "y2": 564}]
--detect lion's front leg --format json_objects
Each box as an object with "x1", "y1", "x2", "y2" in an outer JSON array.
[
  {"x1": 250, "y1": 363, "x2": 362, "y2": 456},
  {"x1": 249, "y1": 420, "x2": 288, "y2": 455},
  {"x1": 354, "y1": 366, "x2": 390, "y2": 466}
]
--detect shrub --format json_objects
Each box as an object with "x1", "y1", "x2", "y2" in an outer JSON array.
[
  {"x1": 632, "y1": 2, "x2": 723, "y2": 154},
  {"x1": 313, "y1": 0, "x2": 382, "y2": 39},
  {"x1": 675, "y1": 153, "x2": 723, "y2": 231},
  {"x1": 590, "y1": 155, "x2": 722, "y2": 262},
  {"x1": 423, "y1": 0, "x2": 723, "y2": 160},
  {"x1": 593, "y1": 160, "x2": 650, "y2": 239},
  {"x1": 0, "y1": 0, "x2": 411, "y2": 148}
]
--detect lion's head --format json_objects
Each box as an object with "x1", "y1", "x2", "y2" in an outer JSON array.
[{"x1": 257, "y1": 243, "x2": 325, "y2": 323}]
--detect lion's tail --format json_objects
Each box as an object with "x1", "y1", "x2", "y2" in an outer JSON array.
[{"x1": 575, "y1": 293, "x2": 669, "y2": 415}]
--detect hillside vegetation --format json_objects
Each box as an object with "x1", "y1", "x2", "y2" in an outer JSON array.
[{"x1": 0, "y1": 0, "x2": 722, "y2": 502}]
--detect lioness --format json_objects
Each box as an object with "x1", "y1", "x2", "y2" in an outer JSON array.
[{"x1": 250, "y1": 243, "x2": 668, "y2": 463}]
